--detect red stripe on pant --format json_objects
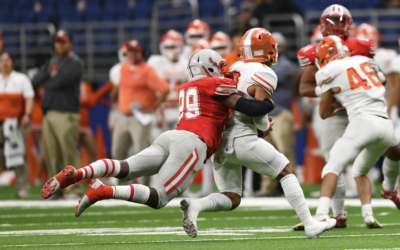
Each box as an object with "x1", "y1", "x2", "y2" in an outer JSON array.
[
  {"x1": 110, "y1": 160, "x2": 116, "y2": 176},
  {"x1": 101, "y1": 159, "x2": 109, "y2": 177},
  {"x1": 83, "y1": 168, "x2": 88, "y2": 178},
  {"x1": 128, "y1": 184, "x2": 135, "y2": 201},
  {"x1": 88, "y1": 165, "x2": 94, "y2": 179},
  {"x1": 164, "y1": 149, "x2": 199, "y2": 196}
]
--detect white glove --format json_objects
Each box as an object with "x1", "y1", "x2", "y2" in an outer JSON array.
[{"x1": 315, "y1": 86, "x2": 322, "y2": 97}]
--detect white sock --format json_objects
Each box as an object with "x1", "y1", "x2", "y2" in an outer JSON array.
[
  {"x1": 332, "y1": 174, "x2": 346, "y2": 216},
  {"x1": 197, "y1": 193, "x2": 232, "y2": 212},
  {"x1": 113, "y1": 184, "x2": 150, "y2": 204},
  {"x1": 201, "y1": 159, "x2": 214, "y2": 194},
  {"x1": 382, "y1": 157, "x2": 400, "y2": 192},
  {"x1": 78, "y1": 159, "x2": 121, "y2": 180},
  {"x1": 362, "y1": 204, "x2": 373, "y2": 222},
  {"x1": 316, "y1": 197, "x2": 331, "y2": 215},
  {"x1": 280, "y1": 174, "x2": 315, "y2": 227}
]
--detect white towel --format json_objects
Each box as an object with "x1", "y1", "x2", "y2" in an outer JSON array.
[{"x1": 3, "y1": 118, "x2": 25, "y2": 169}]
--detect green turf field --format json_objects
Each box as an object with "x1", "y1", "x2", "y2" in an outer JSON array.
[{"x1": 1, "y1": 198, "x2": 400, "y2": 249}]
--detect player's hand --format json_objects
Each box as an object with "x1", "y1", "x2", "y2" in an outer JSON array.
[
  {"x1": 263, "y1": 117, "x2": 274, "y2": 137},
  {"x1": 141, "y1": 106, "x2": 156, "y2": 113},
  {"x1": 20, "y1": 114, "x2": 30, "y2": 127}
]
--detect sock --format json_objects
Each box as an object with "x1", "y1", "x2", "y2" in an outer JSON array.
[
  {"x1": 382, "y1": 157, "x2": 400, "y2": 192},
  {"x1": 316, "y1": 197, "x2": 331, "y2": 215},
  {"x1": 362, "y1": 204, "x2": 373, "y2": 222},
  {"x1": 200, "y1": 159, "x2": 213, "y2": 194},
  {"x1": 280, "y1": 174, "x2": 315, "y2": 227},
  {"x1": 112, "y1": 184, "x2": 150, "y2": 204},
  {"x1": 332, "y1": 174, "x2": 346, "y2": 216},
  {"x1": 73, "y1": 159, "x2": 121, "y2": 182},
  {"x1": 197, "y1": 193, "x2": 232, "y2": 212}
]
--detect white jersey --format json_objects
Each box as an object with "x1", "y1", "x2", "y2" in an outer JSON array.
[
  {"x1": 223, "y1": 61, "x2": 278, "y2": 138},
  {"x1": 374, "y1": 48, "x2": 397, "y2": 75},
  {"x1": 316, "y1": 56, "x2": 387, "y2": 121}
]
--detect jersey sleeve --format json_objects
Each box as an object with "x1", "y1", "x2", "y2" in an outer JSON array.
[
  {"x1": 146, "y1": 66, "x2": 170, "y2": 93},
  {"x1": 315, "y1": 64, "x2": 341, "y2": 93},
  {"x1": 213, "y1": 78, "x2": 238, "y2": 96},
  {"x1": 109, "y1": 63, "x2": 121, "y2": 86},
  {"x1": 389, "y1": 55, "x2": 400, "y2": 74},
  {"x1": 249, "y1": 68, "x2": 278, "y2": 96},
  {"x1": 349, "y1": 38, "x2": 375, "y2": 57},
  {"x1": 374, "y1": 49, "x2": 397, "y2": 75},
  {"x1": 21, "y1": 73, "x2": 34, "y2": 98},
  {"x1": 297, "y1": 44, "x2": 317, "y2": 67}
]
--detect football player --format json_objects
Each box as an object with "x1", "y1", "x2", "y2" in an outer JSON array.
[
  {"x1": 295, "y1": 4, "x2": 378, "y2": 229},
  {"x1": 315, "y1": 36, "x2": 396, "y2": 227},
  {"x1": 180, "y1": 28, "x2": 336, "y2": 240},
  {"x1": 147, "y1": 30, "x2": 188, "y2": 131},
  {"x1": 209, "y1": 31, "x2": 232, "y2": 57},
  {"x1": 41, "y1": 49, "x2": 276, "y2": 217},
  {"x1": 182, "y1": 19, "x2": 210, "y2": 60},
  {"x1": 356, "y1": 23, "x2": 400, "y2": 207}
]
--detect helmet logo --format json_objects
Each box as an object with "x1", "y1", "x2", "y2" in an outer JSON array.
[
  {"x1": 329, "y1": 48, "x2": 335, "y2": 54},
  {"x1": 254, "y1": 50, "x2": 264, "y2": 56}
]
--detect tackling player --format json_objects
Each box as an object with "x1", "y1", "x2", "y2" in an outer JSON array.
[
  {"x1": 295, "y1": 4, "x2": 377, "y2": 229},
  {"x1": 180, "y1": 28, "x2": 336, "y2": 240},
  {"x1": 41, "y1": 49, "x2": 276, "y2": 216},
  {"x1": 147, "y1": 30, "x2": 188, "y2": 131},
  {"x1": 314, "y1": 36, "x2": 396, "y2": 227}
]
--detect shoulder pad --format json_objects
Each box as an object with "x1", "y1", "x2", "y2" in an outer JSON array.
[
  {"x1": 297, "y1": 44, "x2": 318, "y2": 67},
  {"x1": 249, "y1": 67, "x2": 278, "y2": 96},
  {"x1": 347, "y1": 37, "x2": 375, "y2": 57}
]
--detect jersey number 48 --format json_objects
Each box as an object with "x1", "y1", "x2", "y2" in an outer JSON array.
[
  {"x1": 179, "y1": 87, "x2": 200, "y2": 120},
  {"x1": 346, "y1": 62, "x2": 383, "y2": 90}
]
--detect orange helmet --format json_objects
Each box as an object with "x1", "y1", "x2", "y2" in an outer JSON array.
[
  {"x1": 160, "y1": 30, "x2": 184, "y2": 61},
  {"x1": 185, "y1": 19, "x2": 210, "y2": 46},
  {"x1": 311, "y1": 25, "x2": 323, "y2": 44},
  {"x1": 209, "y1": 32, "x2": 232, "y2": 57},
  {"x1": 316, "y1": 35, "x2": 350, "y2": 69},
  {"x1": 239, "y1": 28, "x2": 278, "y2": 64},
  {"x1": 192, "y1": 39, "x2": 209, "y2": 53},
  {"x1": 356, "y1": 23, "x2": 380, "y2": 48}
]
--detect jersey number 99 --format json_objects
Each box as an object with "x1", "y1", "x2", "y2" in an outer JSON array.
[{"x1": 179, "y1": 87, "x2": 201, "y2": 120}]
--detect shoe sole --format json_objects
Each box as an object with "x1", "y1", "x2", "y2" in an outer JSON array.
[
  {"x1": 366, "y1": 220, "x2": 383, "y2": 229},
  {"x1": 180, "y1": 199, "x2": 197, "y2": 238},
  {"x1": 307, "y1": 220, "x2": 336, "y2": 239},
  {"x1": 292, "y1": 222, "x2": 305, "y2": 231},
  {"x1": 75, "y1": 195, "x2": 92, "y2": 217},
  {"x1": 41, "y1": 166, "x2": 76, "y2": 199}
]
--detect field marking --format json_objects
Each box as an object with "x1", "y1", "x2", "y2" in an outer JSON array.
[
  {"x1": 2, "y1": 233, "x2": 400, "y2": 248},
  {"x1": 0, "y1": 198, "x2": 396, "y2": 209}
]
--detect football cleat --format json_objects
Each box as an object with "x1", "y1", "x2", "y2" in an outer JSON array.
[
  {"x1": 41, "y1": 166, "x2": 78, "y2": 199},
  {"x1": 75, "y1": 179, "x2": 112, "y2": 217},
  {"x1": 305, "y1": 219, "x2": 336, "y2": 239},
  {"x1": 365, "y1": 217, "x2": 383, "y2": 229},
  {"x1": 381, "y1": 187, "x2": 400, "y2": 209},
  {"x1": 292, "y1": 214, "x2": 330, "y2": 231},
  {"x1": 332, "y1": 211, "x2": 347, "y2": 228},
  {"x1": 180, "y1": 199, "x2": 199, "y2": 238}
]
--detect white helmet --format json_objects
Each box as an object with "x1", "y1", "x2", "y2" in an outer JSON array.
[
  {"x1": 118, "y1": 41, "x2": 129, "y2": 62},
  {"x1": 160, "y1": 30, "x2": 184, "y2": 61},
  {"x1": 187, "y1": 49, "x2": 227, "y2": 79}
]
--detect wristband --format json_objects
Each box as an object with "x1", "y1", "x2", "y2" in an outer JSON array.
[{"x1": 315, "y1": 86, "x2": 322, "y2": 97}]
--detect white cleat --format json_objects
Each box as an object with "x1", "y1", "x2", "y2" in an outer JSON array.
[
  {"x1": 293, "y1": 214, "x2": 330, "y2": 231},
  {"x1": 305, "y1": 219, "x2": 336, "y2": 239},
  {"x1": 180, "y1": 199, "x2": 199, "y2": 238}
]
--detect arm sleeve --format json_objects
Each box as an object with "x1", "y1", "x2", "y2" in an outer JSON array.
[
  {"x1": 235, "y1": 97, "x2": 274, "y2": 117},
  {"x1": 21, "y1": 74, "x2": 34, "y2": 98},
  {"x1": 253, "y1": 113, "x2": 270, "y2": 131},
  {"x1": 297, "y1": 44, "x2": 317, "y2": 67},
  {"x1": 354, "y1": 38, "x2": 376, "y2": 57},
  {"x1": 45, "y1": 59, "x2": 83, "y2": 90},
  {"x1": 315, "y1": 65, "x2": 339, "y2": 93},
  {"x1": 147, "y1": 67, "x2": 170, "y2": 93},
  {"x1": 249, "y1": 68, "x2": 278, "y2": 96},
  {"x1": 214, "y1": 78, "x2": 238, "y2": 96},
  {"x1": 109, "y1": 64, "x2": 121, "y2": 86},
  {"x1": 32, "y1": 61, "x2": 50, "y2": 86}
]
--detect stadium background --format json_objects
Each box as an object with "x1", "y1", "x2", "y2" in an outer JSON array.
[{"x1": 0, "y1": 0, "x2": 398, "y2": 184}]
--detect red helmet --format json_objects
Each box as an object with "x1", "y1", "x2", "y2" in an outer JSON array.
[
  {"x1": 356, "y1": 23, "x2": 380, "y2": 48},
  {"x1": 160, "y1": 30, "x2": 184, "y2": 61},
  {"x1": 185, "y1": 19, "x2": 210, "y2": 46},
  {"x1": 311, "y1": 25, "x2": 323, "y2": 44},
  {"x1": 209, "y1": 32, "x2": 232, "y2": 57},
  {"x1": 320, "y1": 4, "x2": 353, "y2": 40},
  {"x1": 316, "y1": 35, "x2": 350, "y2": 69},
  {"x1": 239, "y1": 28, "x2": 278, "y2": 64}
]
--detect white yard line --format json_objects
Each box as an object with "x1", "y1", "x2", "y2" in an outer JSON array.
[
  {"x1": 0, "y1": 198, "x2": 397, "y2": 209},
  {"x1": 2, "y1": 233, "x2": 400, "y2": 248}
]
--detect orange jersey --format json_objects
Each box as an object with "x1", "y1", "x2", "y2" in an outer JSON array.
[
  {"x1": 79, "y1": 82, "x2": 96, "y2": 128},
  {"x1": 223, "y1": 50, "x2": 241, "y2": 69}
]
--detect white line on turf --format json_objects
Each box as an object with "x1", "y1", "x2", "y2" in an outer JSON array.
[{"x1": 2, "y1": 233, "x2": 400, "y2": 248}]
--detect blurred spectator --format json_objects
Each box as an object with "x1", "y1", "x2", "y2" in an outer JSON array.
[
  {"x1": 0, "y1": 52, "x2": 34, "y2": 198},
  {"x1": 379, "y1": 0, "x2": 400, "y2": 8},
  {"x1": 248, "y1": 0, "x2": 301, "y2": 28},
  {"x1": 32, "y1": 30, "x2": 83, "y2": 199},
  {"x1": 0, "y1": 31, "x2": 3, "y2": 52},
  {"x1": 110, "y1": 40, "x2": 169, "y2": 185},
  {"x1": 209, "y1": 32, "x2": 232, "y2": 57},
  {"x1": 258, "y1": 33, "x2": 297, "y2": 196},
  {"x1": 224, "y1": 28, "x2": 244, "y2": 68},
  {"x1": 182, "y1": 20, "x2": 210, "y2": 60}
]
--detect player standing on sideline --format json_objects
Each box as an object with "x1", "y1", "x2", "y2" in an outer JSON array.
[
  {"x1": 209, "y1": 32, "x2": 232, "y2": 58},
  {"x1": 295, "y1": 4, "x2": 378, "y2": 229},
  {"x1": 148, "y1": 30, "x2": 188, "y2": 131},
  {"x1": 314, "y1": 36, "x2": 396, "y2": 227},
  {"x1": 180, "y1": 28, "x2": 336, "y2": 239},
  {"x1": 41, "y1": 49, "x2": 276, "y2": 216},
  {"x1": 356, "y1": 23, "x2": 400, "y2": 208},
  {"x1": 182, "y1": 20, "x2": 210, "y2": 61}
]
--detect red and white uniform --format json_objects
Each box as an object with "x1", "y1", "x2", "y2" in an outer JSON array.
[{"x1": 176, "y1": 76, "x2": 237, "y2": 157}]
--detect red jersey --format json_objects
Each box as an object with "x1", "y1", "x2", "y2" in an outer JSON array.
[
  {"x1": 297, "y1": 37, "x2": 375, "y2": 67},
  {"x1": 175, "y1": 77, "x2": 237, "y2": 158}
]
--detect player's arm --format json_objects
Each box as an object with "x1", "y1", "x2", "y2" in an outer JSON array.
[
  {"x1": 316, "y1": 67, "x2": 339, "y2": 119},
  {"x1": 319, "y1": 90, "x2": 336, "y2": 119},
  {"x1": 386, "y1": 72, "x2": 400, "y2": 116},
  {"x1": 299, "y1": 64, "x2": 320, "y2": 97},
  {"x1": 215, "y1": 94, "x2": 275, "y2": 117}
]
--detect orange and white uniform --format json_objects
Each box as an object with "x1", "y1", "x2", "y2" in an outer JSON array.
[
  {"x1": 209, "y1": 32, "x2": 232, "y2": 57},
  {"x1": 182, "y1": 19, "x2": 210, "y2": 61},
  {"x1": 0, "y1": 71, "x2": 34, "y2": 121}
]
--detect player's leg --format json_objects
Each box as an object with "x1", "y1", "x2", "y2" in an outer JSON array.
[{"x1": 381, "y1": 138, "x2": 400, "y2": 209}]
